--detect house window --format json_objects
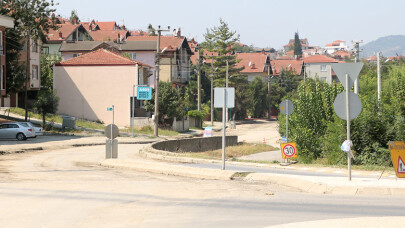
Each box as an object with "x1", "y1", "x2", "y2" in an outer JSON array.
[
  {"x1": 321, "y1": 77, "x2": 327, "y2": 81},
  {"x1": 130, "y1": 97, "x2": 143, "y2": 117},
  {"x1": 41, "y1": 47, "x2": 49, "y2": 55},
  {"x1": 126, "y1": 52, "x2": 136, "y2": 60},
  {"x1": 32, "y1": 65, "x2": 38, "y2": 80},
  {"x1": 73, "y1": 54, "x2": 78, "y2": 58},
  {"x1": 320, "y1": 65, "x2": 327, "y2": 72},
  {"x1": 32, "y1": 40, "x2": 38, "y2": 53}
]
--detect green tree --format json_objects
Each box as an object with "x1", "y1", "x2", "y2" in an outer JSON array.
[
  {"x1": 147, "y1": 24, "x2": 157, "y2": 36},
  {"x1": 4, "y1": 28, "x2": 25, "y2": 95},
  {"x1": 40, "y1": 53, "x2": 61, "y2": 89},
  {"x1": 233, "y1": 43, "x2": 255, "y2": 53},
  {"x1": 32, "y1": 89, "x2": 59, "y2": 127},
  {"x1": 144, "y1": 81, "x2": 182, "y2": 125},
  {"x1": 2, "y1": 0, "x2": 58, "y2": 120},
  {"x1": 293, "y1": 32, "x2": 302, "y2": 58},
  {"x1": 69, "y1": 10, "x2": 80, "y2": 24},
  {"x1": 201, "y1": 19, "x2": 246, "y2": 119},
  {"x1": 248, "y1": 77, "x2": 267, "y2": 118}
]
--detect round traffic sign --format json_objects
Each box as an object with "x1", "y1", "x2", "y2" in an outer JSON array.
[
  {"x1": 333, "y1": 91, "x2": 362, "y2": 120},
  {"x1": 105, "y1": 124, "x2": 119, "y2": 139},
  {"x1": 282, "y1": 143, "x2": 296, "y2": 158},
  {"x1": 280, "y1": 99, "x2": 294, "y2": 115}
]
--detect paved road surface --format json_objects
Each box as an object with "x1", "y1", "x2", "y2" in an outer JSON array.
[{"x1": 0, "y1": 145, "x2": 404, "y2": 227}]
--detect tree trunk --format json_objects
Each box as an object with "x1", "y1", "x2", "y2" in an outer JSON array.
[{"x1": 42, "y1": 112, "x2": 46, "y2": 128}]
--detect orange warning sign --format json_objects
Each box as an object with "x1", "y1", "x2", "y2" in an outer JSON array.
[
  {"x1": 280, "y1": 142, "x2": 298, "y2": 159},
  {"x1": 389, "y1": 141, "x2": 405, "y2": 178}
]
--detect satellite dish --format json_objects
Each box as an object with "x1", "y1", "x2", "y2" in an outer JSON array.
[{"x1": 161, "y1": 47, "x2": 168, "y2": 53}]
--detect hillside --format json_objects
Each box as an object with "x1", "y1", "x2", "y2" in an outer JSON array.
[{"x1": 362, "y1": 35, "x2": 405, "y2": 57}]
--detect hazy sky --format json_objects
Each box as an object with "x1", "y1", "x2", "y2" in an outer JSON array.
[{"x1": 54, "y1": 0, "x2": 404, "y2": 49}]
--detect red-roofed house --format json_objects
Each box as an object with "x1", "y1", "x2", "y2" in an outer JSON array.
[
  {"x1": 88, "y1": 29, "x2": 130, "y2": 42},
  {"x1": 96, "y1": 21, "x2": 119, "y2": 31},
  {"x1": 42, "y1": 24, "x2": 93, "y2": 56},
  {"x1": 304, "y1": 55, "x2": 338, "y2": 84},
  {"x1": 332, "y1": 50, "x2": 352, "y2": 61},
  {"x1": 235, "y1": 53, "x2": 271, "y2": 82},
  {"x1": 54, "y1": 49, "x2": 152, "y2": 127},
  {"x1": 127, "y1": 35, "x2": 193, "y2": 85},
  {"x1": 271, "y1": 60, "x2": 304, "y2": 76},
  {"x1": 324, "y1": 40, "x2": 348, "y2": 55}
]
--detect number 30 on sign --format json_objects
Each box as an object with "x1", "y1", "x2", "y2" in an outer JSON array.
[{"x1": 281, "y1": 142, "x2": 298, "y2": 159}]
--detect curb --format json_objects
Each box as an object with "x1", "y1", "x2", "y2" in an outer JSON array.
[{"x1": 100, "y1": 159, "x2": 235, "y2": 181}]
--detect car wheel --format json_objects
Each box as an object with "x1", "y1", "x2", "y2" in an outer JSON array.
[{"x1": 16, "y1": 133, "x2": 26, "y2": 141}]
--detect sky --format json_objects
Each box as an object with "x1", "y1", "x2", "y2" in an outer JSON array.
[{"x1": 54, "y1": 0, "x2": 405, "y2": 50}]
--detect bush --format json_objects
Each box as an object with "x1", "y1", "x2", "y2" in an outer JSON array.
[{"x1": 188, "y1": 110, "x2": 206, "y2": 120}]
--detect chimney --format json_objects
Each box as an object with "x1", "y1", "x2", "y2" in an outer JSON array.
[
  {"x1": 262, "y1": 49, "x2": 265, "y2": 55},
  {"x1": 91, "y1": 19, "x2": 95, "y2": 25},
  {"x1": 117, "y1": 34, "x2": 120, "y2": 43},
  {"x1": 89, "y1": 24, "x2": 92, "y2": 31},
  {"x1": 59, "y1": 32, "x2": 63, "y2": 39},
  {"x1": 251, "y1": 63, "x2": 256, "y2": 69},
  {"x1": 177, "y1": 28, "x2": 181, "y2": 37},
  {"x1": 73, "y1": 18, "x2": 77, "y2": 25},
  {"x1": 122, "y1": 25, "x2": 126, "y2": 30}
]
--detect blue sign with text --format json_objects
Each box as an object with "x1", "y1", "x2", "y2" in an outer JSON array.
[{"x1": 137, "y1": 87, "x2": 152, "y2": 100}]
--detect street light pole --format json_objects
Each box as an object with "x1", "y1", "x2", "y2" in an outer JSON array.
[
  {"x1": 225, "y1": 59, "x2": 229, "y2": 122},
  {"x1": 210, "y1": 59, "x2": 214, "y2": 126},
  {"x1": 267, "y1": 64, "x2": 271, "y2": 120},
  {"x1": 154, "y1": 25, "x2": 170, "y2": 137},
  {"x1": 197, "y1": 49, "x2": 201, "y2": 111}
]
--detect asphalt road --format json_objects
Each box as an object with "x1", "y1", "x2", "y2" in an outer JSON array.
[{"x1": 0, "y1": 145, "x2": 404, "y2": 227}]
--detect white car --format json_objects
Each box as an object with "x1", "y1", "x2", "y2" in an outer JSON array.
[
  {"x1": 0, "y1": 122, "x2": 36, "y2": 140},
  {"x1": 24, "y1": 122, "x2": 43, "y2": 136}
]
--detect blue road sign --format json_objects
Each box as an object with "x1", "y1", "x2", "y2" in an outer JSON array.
[{"x1": 137, "y1": 87, "x2": 152, "y2": 100}]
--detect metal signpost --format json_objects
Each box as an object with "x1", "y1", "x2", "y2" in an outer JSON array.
[
  {"x1": 106, "y1": 105, "x2": 118, "y2": 159},
  {"x1": 331, "y1": 63, "x2": 364, "y2": 181},
  {"x1": 279, "y1": 99, "x2": 294, "y2": 164},
  {"x1": 214, "y1": 87, "x2": 235, "y2": 170},
  {"x1": 132, "y1": 85, "x2": 152, "y2": 137}
]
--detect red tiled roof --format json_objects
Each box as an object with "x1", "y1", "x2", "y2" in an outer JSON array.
[
  {"x1": 365, "y1": 56, "x2": 377, "y2": 61},
  {"x1": 332, "y1": 50, "x2": 351, "y2": 58},
  {"x1": 46, "y1": 24, "x2": 81, "y2": 41},
  {"x1": 96, "y1": 21, "x2": 117, "y2": 30},
  {"x1": 89, "y1": 30, "x2": 129, "y2": 41},
  {"x1": 271, "y1": 60, "x2": 303, "y2": 75},
  {"x1": 236, "y1": 53, "x2": 269, "y2": 73},
  {"x1": 304, "y1": 55, "x2": 338, "y2": 63},
  {"x1": 56, "y1": 49, "x2": 150, "y2": 67},
  {"x1": 126, "y1": 36, "x2": 185, "y2": 51}
]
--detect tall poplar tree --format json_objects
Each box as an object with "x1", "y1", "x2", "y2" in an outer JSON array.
[{"x1": 293, "y1": 32, "x2": 303, "y2": 58}]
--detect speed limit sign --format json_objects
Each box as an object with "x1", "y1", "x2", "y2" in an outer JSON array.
[{"x1": 281, "y1": 142, "x2": 297, "y2": 159}]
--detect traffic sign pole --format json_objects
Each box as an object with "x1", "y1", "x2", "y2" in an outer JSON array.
[
  {"x1": 132, "y1": 85, "x2": 135, "y2": 137},
  {"x1": 222, "y1": 88, "x2": 226, "y2": 170},
  {"x1": 345, "y1": 74, "x2": 351, "y2": 181}
]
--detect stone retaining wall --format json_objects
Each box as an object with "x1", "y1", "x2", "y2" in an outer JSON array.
[{"x1": 152, "y1": 136, "x2": 238, "y2": 153}]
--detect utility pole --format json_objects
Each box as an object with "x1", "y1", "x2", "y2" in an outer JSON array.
[
  {"x1": 24, "y1": 30, "x2": 30, "y2": 121},
  {"x1": 377, "y1": 51, "x2": 381, "y2": 104},
  {"x1": 225, "y1": 59, "x2": 229, "y2": 122},
  {"x1": 210, "y1": 59, "x2": 214, "y2": 126},
  {"x1": 197, "y1": 48, "x2": 201, "y2": 111},
  {"x1": 352, "y1": 40, "x2": 363, "y2": 94},
  {"x1": 267, "y1": 64, "x2": 271, "y2": 120},
  {"x1": 154, "y1": 25, "x2": 170, "y2": 137}
]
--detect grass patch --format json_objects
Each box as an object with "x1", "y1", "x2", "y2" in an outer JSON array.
[
  {"x1": 120, "y1": 125, "x2": 179, "y2": 137},
  {"x1": 183, "y1": 142, "x2": 278, "y2": 160},
  {"x1": 8, "y1": 107, "x2": 105, "y2": 130}
]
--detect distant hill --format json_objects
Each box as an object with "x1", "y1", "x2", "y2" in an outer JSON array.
[{"x1": 362, "y1": 35, "x2": 405, "y2": 57}]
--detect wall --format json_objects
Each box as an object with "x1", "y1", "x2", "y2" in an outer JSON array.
[
  {"x1": 152, "y1": 136, "x2": 238, "y2": 153},
  {"x1": 305, "y1": 63, "x2": 333, "y2": 84},
  {"x1": 54, "y1": 65, "x2": 139, "y2": 127}
]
